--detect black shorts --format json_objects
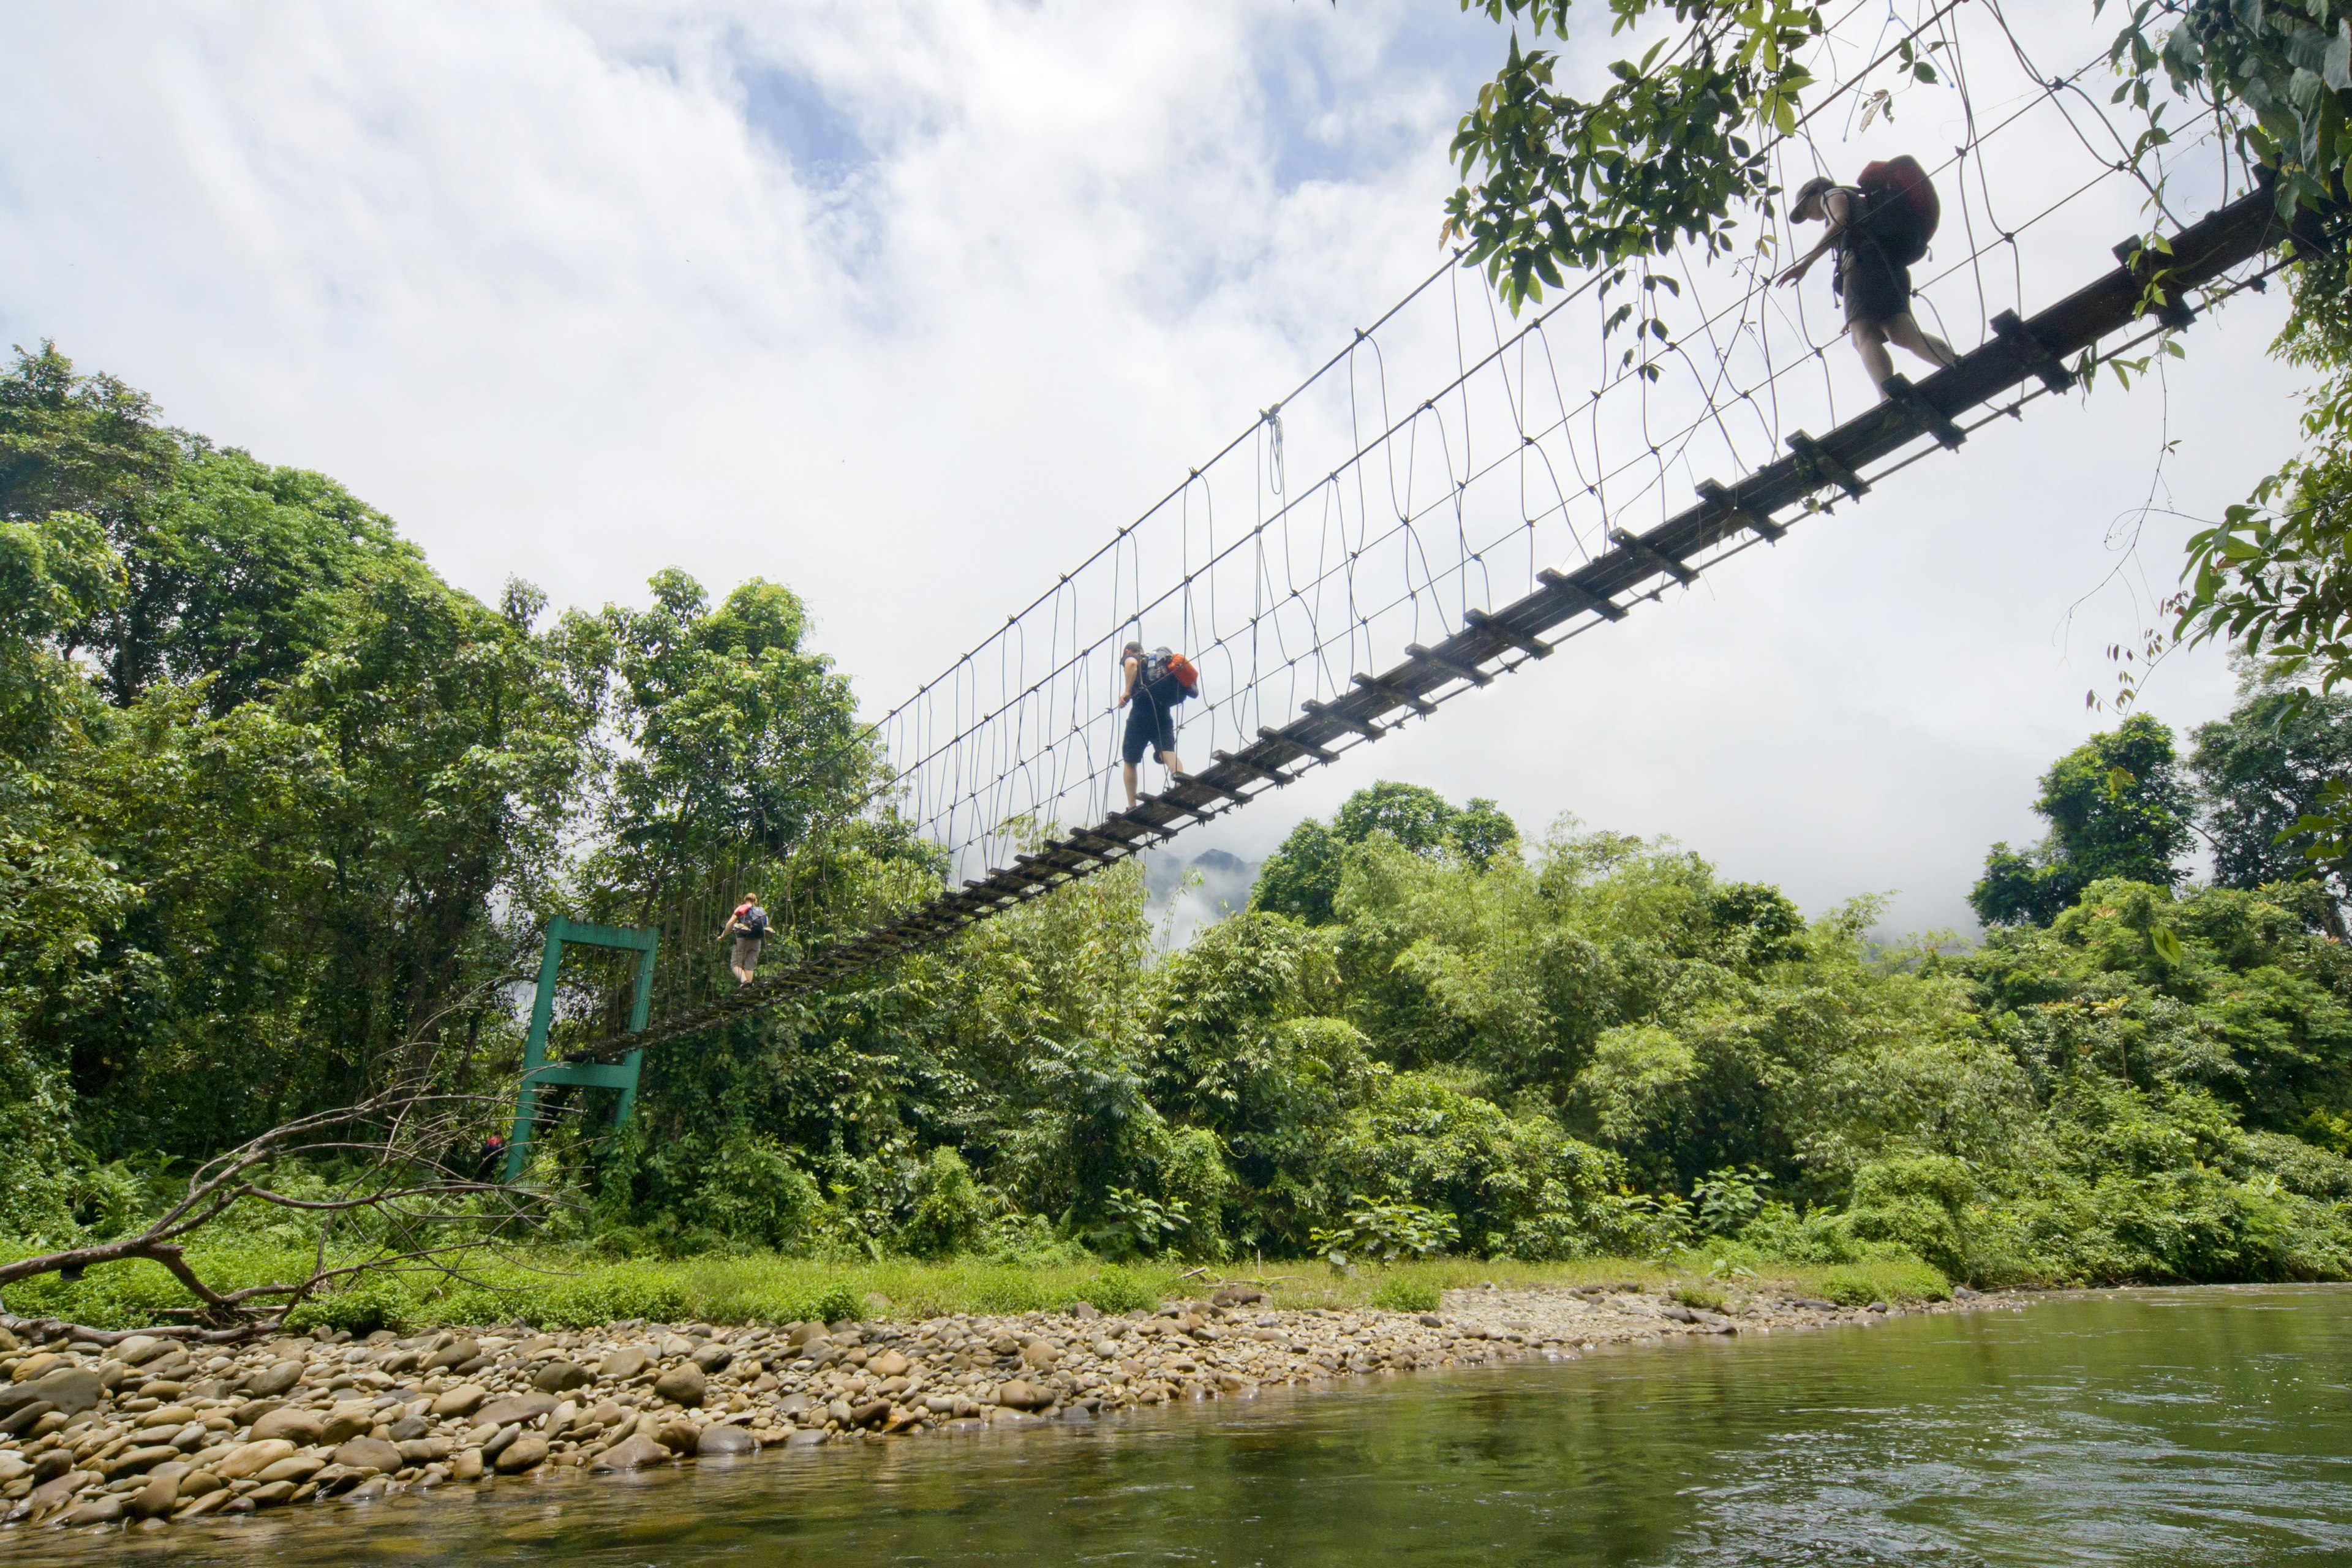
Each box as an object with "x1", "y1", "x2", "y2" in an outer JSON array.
[
  {"x1": 1837, "y1": 242, "x2": 1913, "y2": 326},
  {"x1": 1123, "y1": 698, "x2": 1175, "y2": 765}
]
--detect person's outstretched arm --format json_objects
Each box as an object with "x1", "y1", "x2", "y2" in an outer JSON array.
[
  {"x1": 1777, "y1": 189, "x2": 1853, "y2": 286},
  {"x1": 1118, "y1": 657, "x2": 1138, "y2": 707}
]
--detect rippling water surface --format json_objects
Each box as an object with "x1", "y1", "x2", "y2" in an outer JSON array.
[{"x1": 14, "y1": 1284, "x2": 2352, "y2": 1566}]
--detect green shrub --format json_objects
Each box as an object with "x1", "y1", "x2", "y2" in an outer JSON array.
[
  {"x1": 894, "y1": 1148, "x2": 991, "y2": 1259},
  {"x1": 426, "y1": 1281, "x2": 521, "y2": 1327},
  {"x1": 1691, "y1": 1166, "x2": 1771, "y2": 1237},
  {"x1": 1088, "y1": 1187, "x2": 1197, "y2": 1262},
  {"x1": 1668, "y1": 1281, "x2": 1725, "y2": 1311},
  {"x1": 1309, "y1": 1198, "x2": 1459, "y2": 1264},
  {"x1": 1812, "y1": 1257, "x2": 1948, "y2": 1305},
  {"x1": 1811, "y1": 1268, "x2": 1885, "y2": 1306},
  {"x1": 797, "y1": 1281, "x2": 867, "y2": 1325},
  {"x1": 979, "y1": 1213, "x2": 1093, "y2": 1267},
  {"x1": 284, "y1": 1271, "x2": 420, "y2": 1335},
  {"x1": 1847, "y1": 1156, "x2": 1979, "y2": 1278},
  {"x1": 690, "y1": 1136, "x2": 823, "y2": 1253},
  {"x1": 1736, "y1": 1202, "x2": 1863, "y2": 1265},
  {"x1": 0, "y1": 1041, "x2": 82, "y2": 1244},
  {"x1": 1369, "y1": 1273, "x2": 1441, "y2": 1312},
  {"x1": 1073, "y1": 1267, "x2": 1157, "y2": 1314},
  {"x1": 1159, "y1": 1128, "x2": 1235, "y2": 1261},
  {"x1": 1586, "y1": 1191, "x2": 1696, "y2": 1258},
  {"x1": 533, "y1": 1267, "x2": 690, "y2": 1329},
  {"x1": 968, "y1": 1272, "x2": 1047, "y2": 1314},
  {"x1": 1848, "y1": 1193, "x2": 1966, "y2": 1278}
]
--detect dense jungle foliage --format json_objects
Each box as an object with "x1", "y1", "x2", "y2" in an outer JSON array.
[{"x1": 6, "y1": 341, "x2": 2352, "y2": 1316}]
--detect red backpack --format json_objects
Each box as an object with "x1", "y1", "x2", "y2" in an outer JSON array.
[{"x1": 1856, "y1": 156, "x2": 1940, "y2": 266}]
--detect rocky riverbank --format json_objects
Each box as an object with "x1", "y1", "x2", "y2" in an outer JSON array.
[{"x1": 0, "y1": 1278, "x2": 2006, "y2": 1536}]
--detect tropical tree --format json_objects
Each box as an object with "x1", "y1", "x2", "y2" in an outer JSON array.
[
  {"x1": 1972, "y1": 715, "x2": 2194, "y2": 927},
  {"x1": 1253, "y1": 781, "x2": 1520, "y2": 925},
  {"x1": 0, "y1": 345, "x2": 602, "y2": 1167},
  {"x1": 2191, "y1": 666, "x2": 2352, "y2": 921}
]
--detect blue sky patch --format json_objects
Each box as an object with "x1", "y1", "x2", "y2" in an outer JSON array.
[{"x1": 740, "y1": 64, "x2": 870, "y2": 190}]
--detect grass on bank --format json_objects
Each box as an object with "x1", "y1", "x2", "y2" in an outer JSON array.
[{"x1": 0, "y1": 1240, "x2": 1950, "y2": 1333}]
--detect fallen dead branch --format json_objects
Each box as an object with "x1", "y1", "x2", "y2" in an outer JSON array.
[{"x1": 0, "y1": 1070, "x2": 573, "y2": 1345}]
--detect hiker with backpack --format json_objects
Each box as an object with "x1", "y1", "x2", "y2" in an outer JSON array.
[
  {"x1": 1117, "y1": 640, "x2": 1198, "y2": 810},
  {"x1": 718, "y1": 891, "x2": 768, "y2": 984},
  {"x1": 1778, "y1": 158, "x2": 1959, "y2": 392}
]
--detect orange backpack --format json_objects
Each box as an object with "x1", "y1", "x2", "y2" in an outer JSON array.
[{"x1": 1145, "y1": 649, "x2": 1200, "y2": 703}]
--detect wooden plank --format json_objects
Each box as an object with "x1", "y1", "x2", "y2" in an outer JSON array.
[
  {"x1": 2113, "y1": 236, "x2": 2198, "y2": 328},
  {"x1": 1259, "y1": 725, "x2": 1340, "y2": 763},
  {"x1": 1606, "y1": 528, "x2": 1698, "y2": 585},
  {"x1": 1537, "y1": 567, "x2": 1627, "y2": 620},
  {"x1": 1150, "y1": 794, "x2": 1219, "y2": 823},
  {"x1": 1406, "y1": 642, "x2": 1493, "y2": 687},
  {"x1": 1213, "y1": 747, "x2": 1290, "y2": 783},
  {"x1": 1879, "y1": 372, "x2": 1965, "y2": 450},
  {"x1": 1463, "y1": 607, "x2": 1551, "y2": 657},
  {"x1": 1351, "y1": 672, "x2": 1438, "y2": 716},
  {"x1": 1300, "y1": 699, "x2": 1385, "y2": 741},
  {"x1": 1694, "y1": 478, "x2": 1784, "y2": 541},
  {"x1": 1786, "y1": 431, "x2": 1868, "y2": 498},
  {"x1": 1989, "y1": 309, "x2": 2076, "y2": 393},
  {"x1": 1173, "y1": 770, "x2": 1251, "y2": 804},
  {"x1": 1016, "y1": 851, "x2": 1085, "y2": 876}
]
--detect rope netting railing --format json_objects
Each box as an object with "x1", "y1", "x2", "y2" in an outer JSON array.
[
  {"x1": 878, "y1": 0, "x2": 2228, "y2": 881},
  {"x1": 576, "y1": 0, "x2": 2309, "y2": 1057}
]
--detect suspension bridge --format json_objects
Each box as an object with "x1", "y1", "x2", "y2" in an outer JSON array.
[{"x1": 500, "y1": 1, "x2": 2325, "y2": 1170}]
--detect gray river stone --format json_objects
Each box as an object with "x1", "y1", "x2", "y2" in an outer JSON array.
[
  {"x1": 653, "y1": 1365, "x2": 707, "y2": 1407},
  {"x1": 696, "y1": 1424, "x2": 758, "y2": 1457},
  {"x1": 336, "y1": 1437, "x2": 403, "y2": 1475},
  {"x1": 424, "y1": 1338, "x2": 481, "y2": 1372},
  {"x1": 242, "y1": 1362, "x2": 303, "y2": 1398},
  {"x1": 590, "y1": 1433, "x2": 671, "y2": 1471},
  {"x1": 475, "y1": 1393, "x2": 557, "y2": 1428},
  {"x1": 533, "y1": 1362, "x2": 592, "y2": 1394},
  {"x1": 15, "y1": 1368, "x2": 102, "y2": 1417}
]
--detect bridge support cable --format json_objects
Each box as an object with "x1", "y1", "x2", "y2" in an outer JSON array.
[{"x1": 574, "y1": 184, "x2": 2297, "y2": 1063}]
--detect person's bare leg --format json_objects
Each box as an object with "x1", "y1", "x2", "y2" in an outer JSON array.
[
  {"x1": 1160, "y1": 748, "x2": 1183, "y2": 782},
  {"x1": 1850, "y1": 319, "x2": 1895, "y2": 387},
  {"x1": 1885, "y1": 312, "x2": 1958, "y2": 370},
  {"x1": 1123, "y1": 760, "x2": 1140, "y2": 810}
]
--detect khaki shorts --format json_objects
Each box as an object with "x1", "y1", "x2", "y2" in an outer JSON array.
[{"x1": 731, "y1": 935, "x2": 762, "y2": 970}]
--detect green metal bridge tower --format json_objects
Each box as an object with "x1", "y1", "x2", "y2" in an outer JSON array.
[{"x1": 503, "y1": 917, "x2": 658, "y2": 1183}]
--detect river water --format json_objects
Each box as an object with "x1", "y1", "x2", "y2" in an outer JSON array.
[{"x1": 14, "y1": 1285, "x2": 2351, "y2": 1566}]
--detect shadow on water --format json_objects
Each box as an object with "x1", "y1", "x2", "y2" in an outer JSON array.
[{"x1": 15, "y1": 1284, "x2": 2352, "y2": 1567}]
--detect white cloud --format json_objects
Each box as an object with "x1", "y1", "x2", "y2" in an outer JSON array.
[{"x1": 0, "y1": 0, "x2": 2304, "y2": 936}]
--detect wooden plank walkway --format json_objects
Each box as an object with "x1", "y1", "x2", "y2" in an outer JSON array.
[{"x1": 577, "y1": 184, "x2": 2302, "y2": 1061}]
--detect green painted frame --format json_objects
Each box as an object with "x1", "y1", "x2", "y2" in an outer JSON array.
[{"x1": 503, "y1": 916, "x2": 658, "y2": 1183}]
